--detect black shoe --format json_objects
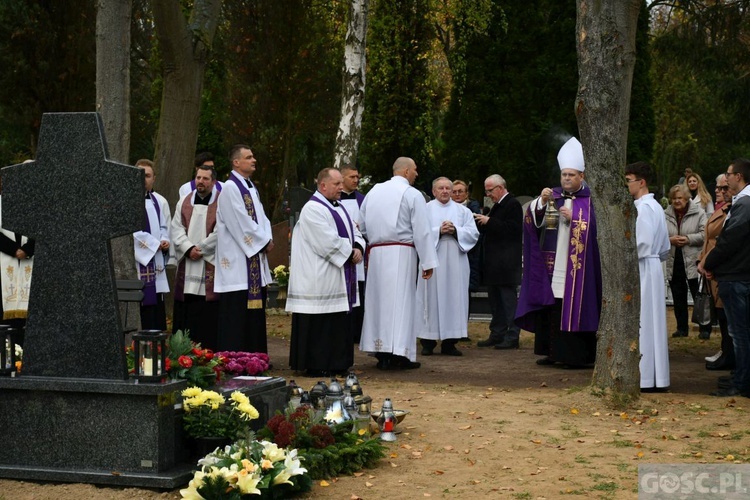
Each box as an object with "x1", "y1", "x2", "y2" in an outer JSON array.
[
  {"x1": 698, "y1": 331, "x2": 711, "y2": 340},
  {"x1": 392, "y1": 359, "x2": 421, "y2": 369},
  {"x1": 672, "y1": 331, "x2": 688, "y2": 338},
  {"x1": 711, "y1": 387, "x2": 745, "y2": 397},
  {"x1": 495, "y1": 339, "x2": 519, "y2": 350},
  {"x1": 421, "y1": 346, "x2": 434, "y2": 356},
  {"x1": 477, "y1": 338, "x2": 501, "y2": 348},
  {"x1": 641, "y1": 387, "x2": 670, "y2": 393},
  {"x1": 536, "y1": 357, "x2": 555, "y2": 366},
  {"x1": 458, "y1": 337, "x2": 471, "y2": 342},
  {"x1": 706, "y1": 357, "x2": 735, "y2": 371},
  {"x1": 375, "y1": 358, "x2": 390, "y2": 370},
  {"x1": 441, "y1": 347, "x2": 463, "y2": 356},
  {"x1": 719, "y1": 375, "x2": 733, "y2": 383}
]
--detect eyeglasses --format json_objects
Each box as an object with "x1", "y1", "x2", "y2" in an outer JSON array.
[
  {"x1": 717, "y1": 186, "x2": 729, "y2": 191},
  {"x1": 485, "y1": 185, "x2": 500, "y2": 195},
  {"x1": 726, "y1": 171, "x2": 739, "y2": 177},
  {"x1": 625, "y1": 178, "x2": 641, "y2": 185}
]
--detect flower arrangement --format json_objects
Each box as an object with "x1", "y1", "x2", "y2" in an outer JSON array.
[
  {"x1": 257, "y1": 405, "x2": 386, "y2": 479},
  {"x1": 182, "y1": 387, "x2": 260, "y2": 440},
  {"x1": 216, "y1": 351, "x2": 270, "y2": 377},
  {"x1": 126, "y1": 330, "x2": 223, "y2": 388},
  {"x1": 272, "y1": 265, "x2": 289, "y2": 287},
  {"x1": 180, "y1": 439, "x2": 311, "y2": 499}
]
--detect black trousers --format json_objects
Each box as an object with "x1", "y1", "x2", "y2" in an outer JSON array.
[{"x1": 669, "y1": 249, "x2": 709, "y2": 334}]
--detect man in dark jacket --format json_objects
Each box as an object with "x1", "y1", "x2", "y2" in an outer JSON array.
[
  {"x1": 701, "y1": 158, "x2": 750, "y2": 397},
  {"x1": 474, "y1": 174, "x2": 523, "y2": 349}
]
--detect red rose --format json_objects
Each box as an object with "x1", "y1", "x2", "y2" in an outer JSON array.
[
  {"x1": 178, "y1": 355, "x2": 193, "y2": 368},
  {"x1": 192, "y1": 347, "x2": 202, "y2": 357},
  {"x1": 165, "y1": 358, "x2": 172, "y2": 371},
  {"x1": 204, "y1": 350, "x2": 214, "y2": 361}
]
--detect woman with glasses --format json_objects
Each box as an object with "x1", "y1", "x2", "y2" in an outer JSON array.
[
  {"x1": 698, "y1": 174, "x2": 734, "y2": 369},
  {"x1": 665, "y1": 184, "x2": 707, "y2": 338}
]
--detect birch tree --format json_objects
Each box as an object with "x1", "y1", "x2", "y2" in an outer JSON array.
[
  {"x1": 576, "y1": 0, "x2": 642, "y2": 401},
  {"x1": 333, "y1": 0, "x2": 369, "y2": 170},
  {"x1": 152, "y1": 0, "x2": 222, "y2": 209}
]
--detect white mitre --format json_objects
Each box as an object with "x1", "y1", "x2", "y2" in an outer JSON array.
[{"x1": 557, "y1": 137, "x2": 584, "y2": 172}]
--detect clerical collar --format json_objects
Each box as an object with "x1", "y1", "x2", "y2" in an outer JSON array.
[
  {"x1": 194, "y1": 191, "x2": 211, "y2": 205},
  {"x1": 245, "y1": 178, "x2": 254, "y2": 189},
  {"x1": 340, "y1": 191, "x2": 357, "y2": 200}
]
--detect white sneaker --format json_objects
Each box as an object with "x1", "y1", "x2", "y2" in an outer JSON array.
[{"x1": 705, "y1": 350, "x2": 722, "y2": 363}]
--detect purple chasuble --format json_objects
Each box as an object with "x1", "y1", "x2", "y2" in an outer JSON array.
[
  {"x1": 309, "y1": 195, "x2": 358, "y2": 310},
  {"x1": 139, "y1": 192, "x2": 161, "y2": 306},
  {"x1": 227, "y1": 175, "x2": 264, "y2": 309},
  {"x1": 515, "y1": 185, "x2": 602, "y2": 332}
]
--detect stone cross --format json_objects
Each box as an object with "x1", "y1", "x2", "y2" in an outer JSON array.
[{"x1": 2, "y1": 113, "x2": 143, "y2": 379}]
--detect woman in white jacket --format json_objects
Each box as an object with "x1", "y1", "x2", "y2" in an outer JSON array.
[{"x1": 665, "y1": 184, "x2": 708, "y2": 338}]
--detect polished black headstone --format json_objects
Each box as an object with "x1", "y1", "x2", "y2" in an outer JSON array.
[{"x1": 1, "y1": 113, "x2": 143, "y2": 379}]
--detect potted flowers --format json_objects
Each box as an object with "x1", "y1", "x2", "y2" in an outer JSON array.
[
  {"x1": 216, "y1": 351, "x2": 270, "y2": 377},
  {"x1": 180, "y1": 438, "x2": 311, "y2": 499},
  {"x1": 270, "y1": 265, "x2": 289, "y2": 309},
  {"x1": 182, "y1": 387, "x2": 260, "y2": 458}
]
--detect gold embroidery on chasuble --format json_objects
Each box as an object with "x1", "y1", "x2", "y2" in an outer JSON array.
[
  {"x1": 220, "y1": 257, "x2": 231, "y2": 269},
  {"x1": 138, "y1": 240, "x2": 149, "y2": 249},
  {"x1": 374, "y1": 339, "x2": 384, "y2": 351},
  {"x1": 244, "y1": 235, "x2": 253, "y2": 246},
  {"x1": 568, "y1": 208, "x2": 587, "y2": 278}
]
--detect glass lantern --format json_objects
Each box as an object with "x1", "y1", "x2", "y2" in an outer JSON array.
[
  {"x1": 0, "y1": 325, "x2": 17, "y2": 376},
  {"x1": 132, "y1": 330, "x2": 168, "y2": 383}
]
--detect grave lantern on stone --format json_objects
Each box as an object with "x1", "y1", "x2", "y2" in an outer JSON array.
[
  {"x1": 133, "y1": 330, "x2": 168, "y2": 383},
  {"x1": 0, "y1": 325, "x2": 17, "y2": 376}
]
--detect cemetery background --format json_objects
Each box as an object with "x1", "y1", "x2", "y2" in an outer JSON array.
[{"x1": 2, "y1": 313, "x2": 748, "y2": 499}]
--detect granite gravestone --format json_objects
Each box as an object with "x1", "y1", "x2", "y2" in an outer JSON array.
[
  {"x1": 1, "y1": 113, "x2": 141, "y2": 379},
  {"x1": 0, "y1": 113, "x2": 193, "y2": 488}
]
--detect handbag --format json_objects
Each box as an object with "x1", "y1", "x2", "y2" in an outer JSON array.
[{"x1": 691, "y1": 275, "x2": 713, "y2": 326}]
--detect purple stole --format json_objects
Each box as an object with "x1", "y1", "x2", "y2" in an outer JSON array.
[
  {"x1": 139, "y1": 193, "x2": 161, "y2": 306},
  {"x1": 174, "y1": 193, "x2": 218, "y2": 302},
  {"x1": 515, "y1": 185, "x2": 602, "y2": 332},
  {"x1": 190, "y1": 179, "x2": 222, "y2": 192},
  {"x1": 309, "y1": 195, "x2": 357, "y2": 311},
  {"x1": 227, "y1": 175, "x2": 264, "y2": 309}
]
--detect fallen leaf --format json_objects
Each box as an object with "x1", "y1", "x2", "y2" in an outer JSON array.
[
  {"x1": 570, "y1": 408, "x2": 579, "y2": 415},
  {"x1": 434, "y1": 470, "x2": 444, "y2": 475},
  {"x1": 365, "y1": 481, "x2": 373, "y2": 487},
  {"x1": 592, "y1": 412, "x2": 601, "y2": 416},
  {"x1": 350, "y1": 495, "x2": 363, "y2": 500},
  {"x1": 390, "y1": 462, "x2": 398, "y2": 467},
  {"x1": 424, "y1": 494, "x2": 431, "y2": 497},
  {"x1": 443, "y1": 445, "x2": 454, "y2": 451},
  {"x1": 319, "y1": 480, "x2": 330, "y2": 487},
  {"x1": 390, "y1": 453, "x2": 398, "y2": 458},
  {"x1": 353, "y1": 472, "x2": 364, "y2": 477},
  {"x1": 401, "y1": 444, "x2": 412, "y2": 450},
  {"x1": 531, "y1": 439, "x2": 542, "y2": 444},
  {"x1": 540, "y1": 382, "x2": 547, "y2": 387},
  {"x1": 459, "y1": 425, "x2": 472, "y2": 430},
  {"x1": 412, "y1": 451, "x2": 422, "y2": 458}
]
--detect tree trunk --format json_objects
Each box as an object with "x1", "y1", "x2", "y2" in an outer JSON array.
[
  {"x1": 152, "y1": 0, "x2": 222, "y2": 211},
  {"x1": 333, "y1": 0, "x2": 369, "y2": 170},
  {"x1": 96, "y1": 0, "x2": 138, "y2": 332},
  {"x1": 576, "y1": 0, "x2": 642, "y2": 402}
]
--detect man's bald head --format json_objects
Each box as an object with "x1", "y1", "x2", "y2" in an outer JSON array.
[{"x1": 393, "y1": 157, "x2": 418, "y2": 185}]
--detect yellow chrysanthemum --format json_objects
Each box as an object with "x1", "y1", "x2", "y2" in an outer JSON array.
[
  {"x1": 230, "y1": 390, "x2": 250, "y2": 405},
  {"x1": 238, "y1": 402, "x2": 259, "y2": 420},
  {"x1": 260, "y1": 459, "x2": 273, "y2": 470},
  {"x1": 203, "y1": 390, "x2": 225, "y2": 405},
  {"x1": 182, "y1": 386, "x2": 203, "y2": 398}
]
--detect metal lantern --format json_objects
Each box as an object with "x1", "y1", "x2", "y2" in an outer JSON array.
[
  {"x1": 344, "y1": 372, "x2": 359, "y2": 395},
  {"x1": 324, "y1": 379, "x2": 352, "y2": 424},
  {"x1": 377, "y1": 398, "x2": 397, "y2": 442},
  {"x1": 544, "y1": 198, "x2": 560, "y2": 229},
  {"x1": 0, "y1": 325, "x2": 17, "y2": 376},
  {"x1": 309, "y1": 381, "x2": 327, "y2": 410},
  {"x1": 288, "y1": 379, "x2": 305, "y2": 409},
  {"x1": 132, "y1": 330, "x2": 168, "y2": 383}
]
